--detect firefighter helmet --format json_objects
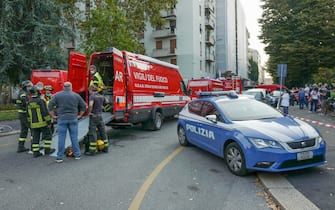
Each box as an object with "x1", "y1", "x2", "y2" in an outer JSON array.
[
  {"x1": 96, "y1": 139, "x2": 105, "y2": 151},
  {"x1": 29, "y1": 86, "x2": 41, "y2": 97},
  {"x1": 21, "y1": 80, "x2": 33, "y2": 89},
  {"x1": 44, "y1": 85, "x2": 54, "y2": 91},
  {"x1": 65, "y1": 146, "x2": 74, "y2": 157}
]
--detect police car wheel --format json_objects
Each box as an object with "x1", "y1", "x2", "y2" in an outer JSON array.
[
  {"x1": 177, "y1": 125, "x2": 189, "y2": 146},
  {"x1": 224, "y1": 142, "x2": 247, "y2": 176}
]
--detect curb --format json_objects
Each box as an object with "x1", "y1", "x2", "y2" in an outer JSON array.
[{"x1": 258, "y1": 173, "x2": 320, "y2": 210}]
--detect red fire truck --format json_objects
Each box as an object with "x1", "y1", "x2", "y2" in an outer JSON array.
[
  {"x1": 187, "y1": 78, "x2": 224, "y2": 99},
  {"x1": 30, "y1": 69, "x2": 68, "y2": 94},
  {"x1": 220, "y1": 76, "x2": 243, "y2": 94},
  {"x1": 31, "y1": 47, "x2": 189, "y2": 130}
]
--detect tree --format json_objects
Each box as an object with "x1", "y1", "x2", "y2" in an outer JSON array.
[
  {"x1": 0, "y1": 0, "x2": 74, "y2": 84},
  {"x1": 79, "y1": 0, "x2": 177, "y2": 55},
  {"x1": 248, "y1": 58, "x2": 259, "y2": 83},
  {"x1": 259, "y1": 0, "x2": 335, "y2": 87}
]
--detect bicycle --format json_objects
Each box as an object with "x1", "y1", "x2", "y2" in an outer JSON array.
[{"x1": 0, "y1": 124, "x2": 14, "y2": 133}]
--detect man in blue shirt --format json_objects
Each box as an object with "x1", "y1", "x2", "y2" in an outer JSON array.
[{"x1": 48, "y1": 82, "x2": 87, "y2": 163}]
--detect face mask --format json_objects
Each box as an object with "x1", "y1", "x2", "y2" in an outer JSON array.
[{"x1": 90, "y1": 70, "x2": 95, "y2": 74}]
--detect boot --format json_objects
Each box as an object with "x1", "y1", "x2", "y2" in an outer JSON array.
[
  {"x1": 102, "y1": 147, "x2": 109, "y2": 153},
  {"x1": 85, "y1": 150, "x2": 96, "y2": 156},
  {"x1": 33, "y1": 151, "x2": 43, "y2": 158},
  {"x1": 45, "y1": 148, "x2": 56, "y2": 155},
  {"x1": 17, "y1": 141, "x2": 29, "y2": 153}
]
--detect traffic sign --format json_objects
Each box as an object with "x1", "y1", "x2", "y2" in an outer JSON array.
[{"x1": 277, "y1": 64, "x2": 287, "y2": 77}]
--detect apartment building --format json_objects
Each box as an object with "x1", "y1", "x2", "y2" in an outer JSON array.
[
  {"x1": 144, "y1": 0, "x2": 216, "y2": 81},
  {"x1": 144, "y1": 0, "x2": 248, "y2": 81}
]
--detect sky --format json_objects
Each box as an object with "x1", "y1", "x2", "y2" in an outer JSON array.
[{"x1": 239, "y1": 0, "x2": 268, "y2": 66}]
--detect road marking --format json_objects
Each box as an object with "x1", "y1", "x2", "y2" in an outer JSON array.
[
  {"x1": 0, "y1": 142, "x2": 16, "y2": 148},
  {"x1": 128, "y1": 146, "x2": 184, "y2": 210}
]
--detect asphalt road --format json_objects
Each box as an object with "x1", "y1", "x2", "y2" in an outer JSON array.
[
  {"x1": 0, "y1": 118, "x2": 272, "y2": 210},
  {"x1": 1, "y1": 106, "x2": 334, "y2": 209}
]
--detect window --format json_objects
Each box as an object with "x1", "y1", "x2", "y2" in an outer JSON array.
[
  {"x1": 188, "y1": 101, "x2": 203, "y2": 115},
  {"x1": 170, "y1": 39, "x2": 176, "y2": 53},
  {"x1": 171, "y1": 58, "x2": 177, "y2": 65},
  {"x1": 156, "y1": 40, "x2": 162, "y2": 49}
]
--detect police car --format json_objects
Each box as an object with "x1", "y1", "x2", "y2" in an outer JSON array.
[{"x1": 177, "y1": 91, "x2": 326, "y2": 176}]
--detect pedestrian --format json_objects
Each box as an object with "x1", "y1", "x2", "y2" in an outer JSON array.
[
  {"x1": 298, "y1": 88, "x2": 305, "y2": 109},
  {"x1": 85, "y1": 84, "x2": 109, "y2": 156},
  {"x1": 309, "y1": 87, "x2": 319, "y2": 113},
  {"x1": 27, "y1": 86, "x2": 55, "y2": 157},
  {"x1": 89, "y1": 65, "x2": 105, "y2": 93},
  {"x1": 48, "y1": 82, "x2": 87, "y2": 163},
  {"x1": 280, "y1": 89, "x2": 290, "y2": 116},
  {"x1": 319, "y1": 84, "x2": 329, "y2": 115},
  {"x1": 304, "y1": 84, "x2": 311, "y2": 108},
  {"x1": 15, "y1": 80, "x2": 33, "y2": 153}
]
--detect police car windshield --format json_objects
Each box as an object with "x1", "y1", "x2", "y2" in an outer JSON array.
[{"x1": 216, "y1": 99, "x2": 282, "y2": 121}]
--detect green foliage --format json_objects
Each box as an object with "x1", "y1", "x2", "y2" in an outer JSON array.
[
  {"x1": 259, "y1": 0, "x2": 335, "y2": 87},
  {"x1": 248, "y1": 58, "x2": 259, "y2": 83},
  {"x1": 79, "y1": 0, "x2": 177, "y2": 55},
  {"x1": 0, "y1": 0, "x2": 74, "y2": 84}
]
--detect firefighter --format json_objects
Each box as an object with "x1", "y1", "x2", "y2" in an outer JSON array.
[
  {"x1": 42, "y1": 85, "x2": 54, "y2": 107},
  {"x1": 27, "y1": 86, "x2": 55, "y2": 157},
  {"x1": 16, "y1": 80, "x2": 33, "y2": 153},
  {"x1": 85, "y1": 84, "x2": 109, "y2": 155},
  {"x1": 42, "y1": 85, "x2": 55, "y2": 134},
  {"x1": 89, "y1": 65, "x2": 105, "y2": 93}
]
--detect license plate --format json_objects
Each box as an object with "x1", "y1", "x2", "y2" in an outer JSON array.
[{"x1": 297, "y1": 151, "x2": 313, "y2": 161}]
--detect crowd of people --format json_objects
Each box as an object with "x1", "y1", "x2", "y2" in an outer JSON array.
[
  {"x1": 15, "y1": 65, "x2": 109, "y2": 162},
  {"x1": 288, "y1": 83, "x2": 335, "y2": 116}
]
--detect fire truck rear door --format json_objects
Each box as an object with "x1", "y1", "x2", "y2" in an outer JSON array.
[{"x1": 68, "y1": 51, "x2": 87, "y2": 100}]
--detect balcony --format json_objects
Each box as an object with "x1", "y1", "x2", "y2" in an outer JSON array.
[
  {"x1": 152, "y1": 48, "x2": 177, "y2": 58},
  {"x1": 152, "y1": 28, "x2": 176, "y2": 38},
  {"x1": 205, "y1": 16, "x2": 215, "y2": 30},
  {"x1": 205, "y1": 1, "x2": 215, "y2": 13},
  {"x1": 161, "y1": 9, "x2": 176, "y2": 20},
  {"x1": 205, "y1": 53, "x2": 215, "y2": 62},
  {"x1": 205, "y1": 35, "x2": 215, "y2": 46}
]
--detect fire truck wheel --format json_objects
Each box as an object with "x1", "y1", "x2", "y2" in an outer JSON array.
[
  {"x1": 152, "y1": 112, "x2": 162, "y2": 130},
  {"x1": 142, "y1": 111, "x2": 163, "y2": 131}
]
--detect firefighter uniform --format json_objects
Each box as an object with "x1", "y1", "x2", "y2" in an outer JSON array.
[
  {"x1": 85, "y1": 85, "x2": 109, "y2": 156},
  {"x1": 41, "y1": 85, "x2": 55, "y2": 134},
  {"x1": 27, "y1": 86, "x2": 55, "y2": 157},
  {"x1": 16, "y1": 80, "x2": 33, "y2": 153},
  {"x1": 89, "y1": 65, "x2": 105, "y2": 93}
]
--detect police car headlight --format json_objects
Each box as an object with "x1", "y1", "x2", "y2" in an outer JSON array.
[
  {"x1": 316, "y1": 136, "x2": 324, "y2": 144},
  {"x1": 249, "y1": 137, "x2": 283, "y2": 149}
]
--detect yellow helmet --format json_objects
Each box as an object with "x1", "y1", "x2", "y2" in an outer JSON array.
[{"x1": 96, "y1": 139, "x2": 104, "y2": 151}]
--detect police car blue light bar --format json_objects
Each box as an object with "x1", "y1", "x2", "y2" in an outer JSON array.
[{"x1": 197, "y1": 91, "x2": 238, "y2": 98}]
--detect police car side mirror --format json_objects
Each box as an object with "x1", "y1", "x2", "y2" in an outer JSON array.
[{"x1": 206, "y1": 114, "x2": 217, "y2": 123}]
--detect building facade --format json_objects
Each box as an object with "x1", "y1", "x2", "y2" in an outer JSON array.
[
  {"x1": 144, "y1": 0, "x2": 248, "y2": 81},
  {"x1": 144, "y1": 0, "x2": 217, "y2": 81}
]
